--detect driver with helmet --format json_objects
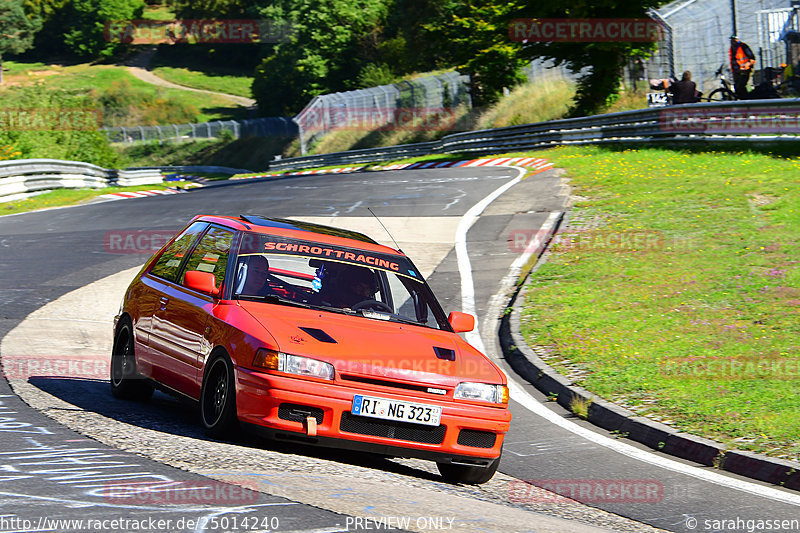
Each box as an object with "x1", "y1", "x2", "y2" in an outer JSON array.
[{"x1": 322, "y1": 265, "x2": 379, "y2": 309}]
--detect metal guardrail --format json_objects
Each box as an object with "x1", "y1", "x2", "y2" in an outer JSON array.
[
  {"x1": 270, "y1": 99, "x2": 800, "y2": 171},
  {"x1": 0, "y1": 159, "x2": 164, "y2": 204}
]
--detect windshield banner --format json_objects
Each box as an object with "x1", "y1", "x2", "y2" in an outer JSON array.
[{"x1": 241, "y1": 235, "x2": 420, "y2": 279}]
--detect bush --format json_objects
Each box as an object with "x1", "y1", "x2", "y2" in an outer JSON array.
[
  {"x1": 0, "y1": 84, "x2": 119, "y2": 166},
  {"x1": 98, "y1": 79, "x2": 200, "y2": 127}
]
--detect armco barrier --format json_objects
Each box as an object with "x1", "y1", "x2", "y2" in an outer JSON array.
[
  {"x1": 0, "y1": 159, "x2": 164, "y2": 203},
  {"x1": 270, "y1": 99, "x2": 800, "y2": 171}
]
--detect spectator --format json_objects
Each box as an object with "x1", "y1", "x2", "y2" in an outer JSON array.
[
  {"x1": 669, "y1": 71, "x2": 699, "y2": 104},
  {"x1": 730, "y1": 35, "x2": 756, "y2": 99}
]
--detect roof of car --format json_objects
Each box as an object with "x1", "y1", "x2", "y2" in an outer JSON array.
[
  {"x1": 239, "y1": 215, "x2": 378, "y2": 244},
  {"x1": 194, "y1": 214, "x2": 402, "y2": 256}
]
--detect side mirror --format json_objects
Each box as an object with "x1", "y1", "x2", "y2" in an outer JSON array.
[
  {"x1": 184, "y1": 270, "x2": 219, "y2": 296},
  {"x1": 448, "y1": 311, "x2": 475, "y2": 333}
]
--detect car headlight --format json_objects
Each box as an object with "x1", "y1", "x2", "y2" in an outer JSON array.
[
  {"x1": 454, "y1": 382, "x2": 509, "y2": 404},
  {"x1": 253, "y1": 348, "x2": 334, "y2": 380}
]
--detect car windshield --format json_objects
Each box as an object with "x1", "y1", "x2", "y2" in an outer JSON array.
[{"x1": 233, "y1": 233, "x2": 449, "y2": 330}]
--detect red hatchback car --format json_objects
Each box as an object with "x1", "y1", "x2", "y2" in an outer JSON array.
[{"x1": 112, "y1": 215, "x2": 511, "y2": 484}]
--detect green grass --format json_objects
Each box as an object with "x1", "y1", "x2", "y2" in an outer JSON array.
[
  {"x1": 0, "y1": 183, "x2": 190, "y2": 216},
  {"x1": 150, "y1": 66, "x2": 253, "y2": 98},
  {"x1": 520, "y1": 145, "x2": 800, "y2": 460},
  {"x1": 116, "y1": 136, "x2": 293, "y2": 171},
  {"x1": 297, "y1": 77, "x2": 578, "y2": 157},
  {"x1": 1, "y1": 62, "x2": 248, "y2": 125},
  {"x1": 142, "y1": 3, "x2": 175, "y2": 21},
  {"x1": 475, "y1": 78, "x2": 575, "y2": 129}
]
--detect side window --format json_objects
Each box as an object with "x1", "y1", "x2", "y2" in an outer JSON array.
[
  {"x1": 150, "y1": 222, "x2": 207, "y2": 282},
  {"x1": 180, "y1": 226, "x2": 234, "y2": 290}
]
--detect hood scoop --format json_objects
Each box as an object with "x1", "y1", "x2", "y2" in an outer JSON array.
[
  {"x1": 299, "y1": 327, "x2": 337, "y2": 344},
  {"x1": 433, "y1": 346, "x2": 455, "y2": 361}
]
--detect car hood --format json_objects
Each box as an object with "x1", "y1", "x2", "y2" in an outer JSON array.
[{"x1": 238, "y1": 301, "x2": 504, "y2": 387}]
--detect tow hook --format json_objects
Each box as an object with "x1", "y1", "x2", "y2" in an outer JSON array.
[{"x1": 304, "y1": 416, "x2": 317, "y2": 436}]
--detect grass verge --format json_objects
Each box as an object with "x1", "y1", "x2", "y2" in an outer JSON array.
[
  {"x1": 520, "y1": 145, "x2": 800, "y2": 460},
  {"x1": 0, "y1": 183, "x2": 189, "y2": 216},
  {"x1": 150, "y1": 66, "x2": 253, "y2": 99},
  {"x1": 2, "y1": 61, "x2": 248, "y2": 124}
]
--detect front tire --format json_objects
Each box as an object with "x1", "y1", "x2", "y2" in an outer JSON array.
[
  {"x1": 200, "y1": 354, "x2": 239, "y2": 438},
  {"x1": 437, "y1": 453, "x2": 501, "y2": 485},
  {"x1": 110, "y1": 321, "x2": 154, "y2": 401},
  {"x1": 708, "y1": 87, "x2": 735, "y2": 101}
]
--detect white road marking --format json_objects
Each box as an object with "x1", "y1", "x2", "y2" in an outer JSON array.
[
  {"x1": 455, "y1": 167, "x2": 526, "y2": 353},
  {"x1": 455, "y1": 167, "x2": 800, "y2": 507}
]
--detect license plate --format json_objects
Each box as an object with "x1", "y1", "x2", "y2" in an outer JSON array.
[
  {"x1": 647, "y1": 92, "x2": 669, "y2": 107},
  {"x1": 351, "y1": 395, "x2": 442, "y2": 426}
]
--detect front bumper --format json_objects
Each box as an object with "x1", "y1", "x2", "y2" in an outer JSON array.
[{"x1": 236, "y1": 368, "x2": 510, "y2": 463}]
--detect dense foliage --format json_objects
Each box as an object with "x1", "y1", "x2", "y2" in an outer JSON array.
[
  {"x1": 24, "y1": 0, "x2": 144, "y2": 58},
  {"x1": 0, "y1": 84, "x2": 120, "y2": 166},
  {"x1": 0, "y1": 0, "x2": 40, "y2": 82},
  {"x1": 14, "y1": 0, "x2": 669, "y2": 116}
]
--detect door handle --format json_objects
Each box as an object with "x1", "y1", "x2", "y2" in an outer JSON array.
[{"x1": 159, "y1": 297, "x2": 168, "y2": 310}]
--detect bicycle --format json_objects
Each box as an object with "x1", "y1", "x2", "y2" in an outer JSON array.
[{"x1": 702, "y1": 64, "x2": 737, "y2": 102}]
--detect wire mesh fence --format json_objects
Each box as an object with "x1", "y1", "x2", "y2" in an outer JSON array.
[
  {"x1": 648, "y1": 0, "x2": 796, "y2": 94},
  {"x1": 293, "y1": 71, "x2": 472, "y2": 154},
  {"x1": 521, "y1": 58, "x2": 580, "y2": 82},
  {"x1": 104, "y1": 61, "x2": 575, "y2": 152},
  {"x1": 103, "y1": 117, "x2": 297, "y2": 144}
]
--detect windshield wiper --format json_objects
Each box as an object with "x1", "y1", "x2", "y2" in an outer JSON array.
[
  {"x1": 356, "y1": 309, "x2": 426, "y2": 327},
  {"x1": 239, "y1": 294, "x2": 359, "y2": 316}
]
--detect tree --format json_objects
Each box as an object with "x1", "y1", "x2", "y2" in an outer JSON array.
[
  {"x1": 61, "y1": 0, "x2": 145, "y2": 59},
  {"x1": 0, "y1": 0, "x2": 41, "y2": 83},
  {"x1": 514, "y1": 0, "x2": 670, "y2": 116},
  {"x1": 251, "y1": 0, "x2": 389, "y2": 115},
  {"x1": 415, "y1": 0, "x2": 527, "y2": 108}
]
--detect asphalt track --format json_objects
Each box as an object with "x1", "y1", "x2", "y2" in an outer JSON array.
[{"x1": 0, "y1": 166, "x2": 798, "y2": 533}]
